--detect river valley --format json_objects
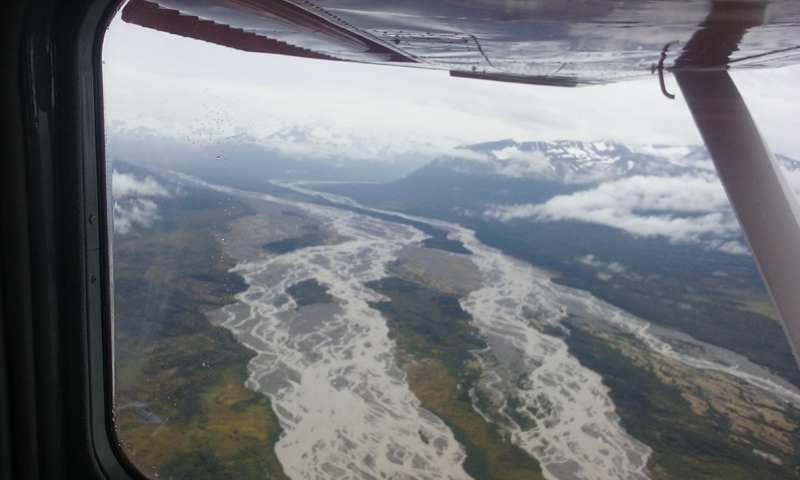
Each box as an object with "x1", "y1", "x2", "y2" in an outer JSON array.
[{"x1": 167, "y1": 172, "x2": 800, "y2": 480}]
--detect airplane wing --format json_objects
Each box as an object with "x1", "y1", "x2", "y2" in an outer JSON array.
[
  {"x1": 120, "y1": 0, "x2": 800, "y2": 85},
  {"x1": 118, "y1": 0, "x2": 800, "y2": 366}
]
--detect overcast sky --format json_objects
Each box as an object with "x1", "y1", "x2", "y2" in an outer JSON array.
[
  {"x1": 102, "y1": 17, "x2": 800, "y2": 159},
  {"x1": 103, "y1": 14, "x2": 800, "y2": 252}
]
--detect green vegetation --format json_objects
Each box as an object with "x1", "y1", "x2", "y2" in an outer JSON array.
[
  {"x1": 262, "y1": 228, "x2": 326, "y2": 254},
  {"x1": 280, "y1": 210, "x2": 306, "y2": 219},
  {"x1": 541, "y1": 324, "x2": 567, "y2": 338},
  {"x1": 366, "y1": 277, "x2": 544, "y2": 480},
  {"x1": 367, "y1": 278, "x2": 485, "y2": 374},
  {"x1": 286, "y1": 279, "x2": 334, "y2": 308},
  {"x1": 113, "y1": 165, "x2": 288, "y2": 480},
  {"x1": 564, "y1": 323, "x2": 800, "y2": 479},
  {"x1": 317, "y1": 176, "x2": 800, "y2": 388},
  {"x1": 473, "y1": 220, "x2": 800, "y2": 388},
  {"x1": 504, "y1": 395, "x2": 537, "y2": 431},
  {"x1": 422, "y1": 237, "x2": 472, "y2": 254}
]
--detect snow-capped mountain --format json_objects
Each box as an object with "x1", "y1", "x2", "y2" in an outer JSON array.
[
  {"x1": 315, "y1": 139, "x2": 800, "y2": 254},
  {"x1": 434, "y1": 139, "x2": 725, "y2": 184}
]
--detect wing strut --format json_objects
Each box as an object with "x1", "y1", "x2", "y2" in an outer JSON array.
[{"x1": 676, "y1": 70, "x2": 800, "y2": 367}]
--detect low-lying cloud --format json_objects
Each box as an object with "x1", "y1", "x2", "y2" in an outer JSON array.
[
  {"x1": 113, "y1": 199, "x2": 160, "y2": 234},
  {"x1": 577, "y1": 254, "x2": 633, "y2": 281},
  {"x1": 491, "y1": 146, "x2": 553, "y2": 178},
  {"x1": 485, "y1": 174, "x2": 748, "y2": 252},
  {"x1": 112, "y1": 170, "x2": 170, "y2": 234},
  {"x1": 113, "y1": 170, "x2": 170, "y2": 197}
]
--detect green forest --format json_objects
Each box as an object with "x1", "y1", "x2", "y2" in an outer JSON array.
[
  {"x1": 367, "y1": 277, "x2": 545, "y2": 480},
  {"x1": 113, "y1": 166, "x2": 288, "y2": 480}
]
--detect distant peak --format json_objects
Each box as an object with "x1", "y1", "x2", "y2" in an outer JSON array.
[{"x1": 434, "y1": 139, "x2": 713, "y2": 183}]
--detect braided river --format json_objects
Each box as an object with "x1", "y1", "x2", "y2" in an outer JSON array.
[{"x1": 169, "y1": 172, "x2": 800, "y2": 480}]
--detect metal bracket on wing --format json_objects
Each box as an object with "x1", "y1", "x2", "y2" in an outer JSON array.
[
  {"x1": 654, "y1": 43, "x2": 676, "y2": 100},
  {"x1": 675, "y1": 1, "x2": 800, "y2": 368}
]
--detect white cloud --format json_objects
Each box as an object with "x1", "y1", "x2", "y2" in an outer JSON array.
[
  {"x1": 577, "y1": 254, "x2": 631, "y2": 280},
  {"x1": 101, "y1": 20, "x2": 702, "y2": 160},
  {"x1": 112, "y1": 170, "x2": 170, "y2": 198},
  {"x1": 111, "y1": 170, "x2": 170, "y2": 234},
  {"x1": 113, "y1": 199, "x2": 160, "y2": 234},
  {"x1": 577, "y1": 254, "x2": 605, "y2": 268},
  {"x1": 578, "y1": 254, "x2": 627, "y2": 272},
  {"x1": 634, "y1": 145, "x2": 693, "y2": 162},
  {"x1": 101, "y1": 14, "x2": 800, "y2": 172},
  {"x1": 716, "y1": 241, "x2": 749, "y2": 255},
  {"x1": 492, "y1": 146, "x2": 553, "y2": 178},
  {"x1": 485, "y1": 175, "x2": 744, "y2": 250},
  {"x1": 100, "y1": 12, "x2": 800, "y2": 249},
  {"x1": 606, "y1": 261, "x2": 626, "y2": 274}
]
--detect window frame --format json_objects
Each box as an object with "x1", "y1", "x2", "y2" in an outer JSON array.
[
  {"x1": 0, "y1": 0, "x2": 147, "y2": 478},
  {"x1": 3, "y1": 1, "x2": 799, "y2": 479}
]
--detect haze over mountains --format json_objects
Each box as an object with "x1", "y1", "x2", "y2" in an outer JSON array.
[
  {"x1": 109, "y1": 121, "x2": 800, "y2": 254},
  {"x1": 107, "y1": 120, "x2": 435, "y2": 182}
]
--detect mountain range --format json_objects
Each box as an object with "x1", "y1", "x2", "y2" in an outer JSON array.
[
  {"x1": 434, "y1": 139, "x2": 800, "y2": 184},
  {"x1": 109, "y1": 122, "x2": 800, "y2": 251},
  {"x1": 440, "y1": 139, "x2": 713, "y2": 183},
  {"x1": 317, "y1": 139, "x2": 799, "y2": 252},
  {"x1": 109, "y1": 118, "x2": 800, "y2": 188},
  {"x1": 107, "y1": 121, "x2": 434, "y2": 183}
]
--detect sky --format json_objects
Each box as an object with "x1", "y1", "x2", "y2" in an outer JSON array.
[
  {"x1": 103, "y1": 12, "x2": 800, "y2": 252},
  {"x1": 102, "y1": 16, "x2": 800, "y2": 160}
]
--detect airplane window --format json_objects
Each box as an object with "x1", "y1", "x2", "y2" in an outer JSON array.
[{"x1": 103, "y1": 2, "x2": 800, "y2": 479}]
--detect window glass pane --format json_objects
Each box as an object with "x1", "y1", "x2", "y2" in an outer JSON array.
[{"x1": 103, "y1": 3, "x2": 800, "y2": 479}]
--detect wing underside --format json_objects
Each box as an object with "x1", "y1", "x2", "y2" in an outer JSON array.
[{"x1": 121, "y1": 0, "x2": 800, "y2": 86}]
